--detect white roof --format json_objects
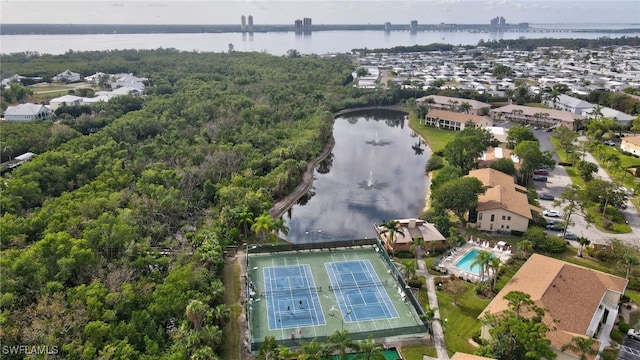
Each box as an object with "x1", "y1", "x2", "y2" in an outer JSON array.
[
  {"x1": 4, "y1": 103, "x2": 49, "y2": 116},
  {"x1": 50, "y1": 94, "x2": 83, "y2": 103}
]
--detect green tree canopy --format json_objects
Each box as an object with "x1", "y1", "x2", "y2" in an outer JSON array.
[
  {"x1": 432, "y1": 177, "x2": 485, "y2": 224},
  {"x1": 478, "y1": 291, "x2": 557, "y2": 360}
]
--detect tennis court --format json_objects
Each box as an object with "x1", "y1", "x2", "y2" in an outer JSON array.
[{"x1": 246, "y1": 243, "x2": 427, "y2": 350}]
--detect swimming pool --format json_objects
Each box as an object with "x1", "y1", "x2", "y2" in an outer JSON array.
[{"x1": 454, "y1": 248, "x2": 490, "y2": 276}]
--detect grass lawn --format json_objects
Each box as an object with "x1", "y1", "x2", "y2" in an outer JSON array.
[
  {"x1": 222, "y1": 259, "x2": 242, "y2": 360},
  {"x1": 437, "y1": 280, "x2": 490, "y2": 356},
  {"x1": 584, "y1": 205, "x2": 632, "y2": 233},
  {"x1": 31, "y1": 91, "x2": 69, "y2": 102},
  {"x1": 401, "y1": 344, "x2": 437, "y2": 360},
  {"x1": 409, "y1": 116, "x2": 457, "y2": 153}
]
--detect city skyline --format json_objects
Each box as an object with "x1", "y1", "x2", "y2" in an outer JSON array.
[{"x1": 1, "y1": 0, "x2": 639, "y2": 25}]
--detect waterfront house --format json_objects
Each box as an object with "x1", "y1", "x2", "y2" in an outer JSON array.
[
  {"x1": 424, "y1": 109, "x2": 491, "y2": 131},
  {"x1": 417, "y1": 95, "x2": 491, "y2": 116}
]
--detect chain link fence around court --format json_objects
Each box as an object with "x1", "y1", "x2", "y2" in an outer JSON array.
[{"x1": 245, "y1": 239, "x2": 429, "y2": 351}]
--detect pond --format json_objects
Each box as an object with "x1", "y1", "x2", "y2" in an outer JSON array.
[{"x1": 283, "y1": 109, "x2": 430, "y2": 243}]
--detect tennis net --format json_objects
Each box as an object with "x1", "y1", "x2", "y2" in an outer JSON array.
[
  {"x1": 329, "y1": 279, "x2": 388, "y2": 291},
  {"x1": 266, "y1": 286, "x2": 322, "y2": 296}
]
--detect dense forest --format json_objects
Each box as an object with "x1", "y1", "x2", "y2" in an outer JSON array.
[{"x1": 0, "y1": 49, "x2": 378, "y2": 359}]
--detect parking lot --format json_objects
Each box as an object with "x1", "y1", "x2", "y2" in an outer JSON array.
[{"x1": 500, "y1": 123, "x2": 640, "y2": 247}]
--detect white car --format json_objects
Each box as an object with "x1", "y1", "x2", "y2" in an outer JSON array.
[
  {"x1": 629, "y1": 328, "x2": 640, "y2": 340},
  {"x1": 543, "y1": 210, "x2": 560, "y2": 217}
]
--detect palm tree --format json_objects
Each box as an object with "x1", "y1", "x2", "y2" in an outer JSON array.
[
  {"x1": 619, "y1": 253, "x2": 639, "y2": 279},
  {"x1": 185, "y1": 299, "x2": 210, "y2": 330},
  {"x1": 251, "y1": 212, "x2": 274, "y2": 244},
  {"x1": 404, "y1": 260, "x2": 416, "y2": 281},
  {"x1": 561, "y1": 336, "x2": 599, "y2": 360},
  {"x1": 378, "y1": 220, "x2": 405, "y2": 256},
  {"x1": 489, "y1": 257, "x2": 502, "y2": 292},
  {"x1": 516, "y1": 240, "x2": 533, "y2": 259},
  {"x1": 354, "y1": 336, "x2": 385, "y2": 360},
  {"x1": 576, "y1": 237, "x2": 590, "y2": 258},
  {"x1": 237, "y1": 206, "x2": 254, "y2": 238},
  {"x1": 271, "y1": 217, "x2": 289, "y2": 243},
  {"x1": 327, "y1": 330, "x2": 359, "y2": 360},
  {"x1": 297, "y1": 338, "x2": 329, "y2": 360},
  {"x1": 590, "y1": 104, "x2": 604, "y2": 120},
  {"x1": 459, "y1": 101, "x2": 472, "y2": 114},
  {"x1": 470, "y1": 250, "x2": 493, "y2": 282}
]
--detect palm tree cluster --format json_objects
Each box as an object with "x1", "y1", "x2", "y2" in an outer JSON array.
[
  {"x1": 257, "y1": 332, "x2": 387, "y2": 360},
  {"x1": 246, "y1": 210, "x2": 289, "y2": 244}
]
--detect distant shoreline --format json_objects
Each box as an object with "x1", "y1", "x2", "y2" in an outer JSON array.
[{"x1": 2, "y1": 23, "x2": 639, "y2": 35}]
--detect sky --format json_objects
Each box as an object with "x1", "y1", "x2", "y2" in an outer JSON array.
[{"x1": 1, "y1": 0, "x2": 639, "y2": 25}]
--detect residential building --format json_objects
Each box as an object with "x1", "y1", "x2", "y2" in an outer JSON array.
[
  {"x1": 374, "y1": 218, "x2": 446, "y2": 253},
  {"x1": 476, "y1": 147, "x2": 519, "y2": 169},
  {"x1": 418, "y1": 95, "x2": 491, "y2": 116},
  {"x1": 52, "y1": 70, "x2": 81, "y2": 83},
  {"x1": 49, "y1": 94, "x2": 84, "y2": 110},
  {"x1": 490, "y1": 104, "x2": 584, "y2": 130},
  {"x1": 3, "y1": 103, "x2": 53, "y2": 122},
  {"x1": 621, "y1": 136, "x2": 640, "y2": 156},
  {"x1": 480, "y1": 254, "x2": 628, "y2": 359},
  {"x1": 542, "y1": 93, "x2": 592, "y2": 114},
  {"x1": 583, "y1": 106, "x2": 635, "y2": 125},
  {"x1": 424, "y1": 109, "x2": 491, "y2": 131},
  {"x1": 467, "y1": 168, "x2": 540, "y2": 233}
]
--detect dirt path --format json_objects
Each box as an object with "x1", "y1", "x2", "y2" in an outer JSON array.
[{"x1": 269, "y1": 136, "x2": 335, "y2": 219}]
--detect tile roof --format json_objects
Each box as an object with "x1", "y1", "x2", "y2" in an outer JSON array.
[
  {"x1": 418, "y1": 95, "x2": 491, "y2": 109},
  {"x1": 622, "y1": 135, "x2": 640, "y2": 147},
  {"x1": 451, "y1": 353, "x2": 495, "y2": 360},
  {"x1": 426, "y1": 109, "x2": 490, "y2": 125},
  {"x1": 476, "y1": 185, "x2": 539, "y2": 219},
  {"x1": 481, "y1": 254, "x2": 627, "y2": 356}
]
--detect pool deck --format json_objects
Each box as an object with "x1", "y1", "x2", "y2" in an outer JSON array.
[{"x1": 436, "y1": 239, "x2": 513, "y2": 283}]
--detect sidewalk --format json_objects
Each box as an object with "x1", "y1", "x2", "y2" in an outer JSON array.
[{"x1": 416, "y1": 248, "x2": 450, "y2": 360}]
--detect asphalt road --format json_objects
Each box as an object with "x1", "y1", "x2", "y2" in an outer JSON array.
[{"x1": 500, "y1": 122, "x2": 640, "y2": 248}]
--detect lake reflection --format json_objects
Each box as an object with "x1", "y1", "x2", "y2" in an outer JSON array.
[{"x1": 284, "y1": 109, "x2": 430, "y2": 243}]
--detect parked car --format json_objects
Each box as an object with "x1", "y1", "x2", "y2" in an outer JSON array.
[
  {"x1": 563, "y1": 232, "x2": 578, "y2": 240},
  {"x1": 533, "y1": 175, "x2": 548, "y2": 182},
  {"x1": 604, "y1": 140, "x2": 616, "y2": 146},
  {"x1": 628, "y1": 328, "x2": 640, "y2": 340},
  {"x1": 534, "y1": 169, "x2": 550, "y2": 175},
  {"x1": 543, "y1": 210, "x2": 560, "y2": 217},
  {"x1": 545, "y1": 128, "x2": 553, "y2": 132},
  {"x1": 539, "y1": 194, "x2": 555, "y2": 201}
]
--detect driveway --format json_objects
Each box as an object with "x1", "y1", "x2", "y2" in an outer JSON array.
[{"x1": 532, "y1": 130, "x2": 640, "y2": 247}]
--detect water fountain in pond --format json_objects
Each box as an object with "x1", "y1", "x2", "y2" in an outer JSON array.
[
  {"x1": 358, "y1": 170, "x2": 388, "y2": 190},
  {"x1": 365, "y1": 131, "x2": 391, "y2": 146}
]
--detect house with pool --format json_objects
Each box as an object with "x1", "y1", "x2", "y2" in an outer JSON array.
[
  {"x1": 466, "y1": 168, "x2": 541, "y2": 233},
  {"x1": 480, "y1": 254, "x2": 628, "y2": 360}
]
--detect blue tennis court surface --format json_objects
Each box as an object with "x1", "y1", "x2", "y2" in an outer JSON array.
[
  {"x1": 325, "y1": 260, "x2": 399, "y2": 322},
  {"x1": 264, "y1": 264, "x2": 326, "y2": 330}
]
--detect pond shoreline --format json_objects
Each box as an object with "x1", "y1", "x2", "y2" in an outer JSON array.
[{"x1": 270, "y1": 106, "x2": 410, "y2": 220}]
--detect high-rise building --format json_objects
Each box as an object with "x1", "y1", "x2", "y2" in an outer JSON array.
[
  {"x1": 410, "y1": 20, "x2": 418, "y2": 32},
  {"x1": 303, "y1": 17, "x2": 312, "y2": 34},
  {"x1": 384, "y1": 22, "x2": 391, "y2": 32},
  {"x1": 241, "y1": 15, "x2": 247, "y2": 31},
  {"x1": 248, "y1": 15, "x2": 254, "y2": 31},
  {"x1": 295, "y1": 19, "x2": 303, "y2": 34}
]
